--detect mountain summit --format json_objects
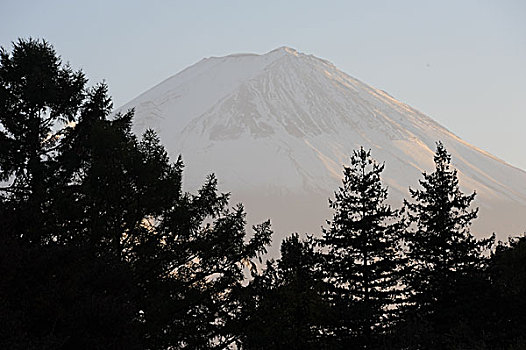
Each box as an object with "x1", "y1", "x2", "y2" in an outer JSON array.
[{"x1": 118, "y1": 47, "x2": 526, "y2": 244}]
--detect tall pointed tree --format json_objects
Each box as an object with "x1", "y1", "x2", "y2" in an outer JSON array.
[
  {"x1": 0, "y1": 38, "x2": 86, "y2": 244},
  {"x1": 0, "y1": 41, "x2": 143, "y2": 347},
  {"x1": 402, "y1": 141, "x2": 493, "y2": 347},
  {"x1": 0, "y1": 38, "x2": 273, "y2": 349},
  {"x1": 320, "y1": 147, "x2": 404, "y2": 347}
]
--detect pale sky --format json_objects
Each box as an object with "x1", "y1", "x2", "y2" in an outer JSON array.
[{"x1": 1, "y1": 0, "x2": 525, "y2": 170}]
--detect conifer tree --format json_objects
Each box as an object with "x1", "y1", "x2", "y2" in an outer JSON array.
[
  {"x1": 402, "y1": 141, "x2": 493, "y2": 347},
  {"x1": 0, "y1": 43, "x2": 143, "y2": 346},
  {"x1": 239, "y1": 234, "x2": 331, "y2": 349},
  {"x1": 0, "y1": 38, "x2": 273, "y2": 349},
  {"x1": 0, "y1": 38, "x2": 86, "y2": 244},
  {"x1": 320, "y1": 148, "x2": 404, "y2": 348},
  {"x1": 141, "y1": 183, "x2": 272, "y2": 349}
]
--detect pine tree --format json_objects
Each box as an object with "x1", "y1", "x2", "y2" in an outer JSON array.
[
  {"x1": 0, "y1": 38, "x2": 273, "y2": 349},
  {"x1": 402, "y1": 141, "x2": 493, "y2": 348},
  {"x1": 0, "y1": 38, "x2": 86, "y2": 244},
  {"x1": 239, "y1": 234, "x2": 331, "y2": 349},
  {"x1": 54, "y1": 84, "x2": 274, "y2": 349},
  {"x1": 320, "y1": 148, "x2": 404, "y2": 348},
  {"x1": 139, "y1": 180, "x2": 272, "y2": 349}
]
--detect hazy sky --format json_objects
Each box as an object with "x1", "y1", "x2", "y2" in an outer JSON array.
[{"x1": 1, "y1": 0, "x2": 525, "y2": 170}]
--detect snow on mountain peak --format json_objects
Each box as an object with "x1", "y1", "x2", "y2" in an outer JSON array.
[
  {"x1": 117, "y1": 48, "x2": 526, "y2": 244},
  {"x1": 267, "y1": 46, "x2": 300, "y2": 56}
]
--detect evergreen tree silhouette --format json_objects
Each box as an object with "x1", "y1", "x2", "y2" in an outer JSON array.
[
  {"x1": 401, "y1": 141, "x2": 493, "y2": 349},
  {"x1": 483, "y1": 235, "x2": 526, "y2": 348},
  {"x1": 140, "y1": 181, "x2": 272, "y2": 349},
  {"x1": 239, "y1": 234, "x2": 332, "y2": 349},
  {"x1": 320, "y1": 148, "x2": 404, "y2": 348},
  {"x1": 0, "y1": 38, "x2": 272, "y2": 349},
  {"x1": 0, "y1": 40, "x2": 142, "y2": 347},
  {"x1": 0, "y1": 38, "x2": 86, "y2": 245},
  {"x1": 4, "y1": 37, "x2": 524, "y2": 349}
]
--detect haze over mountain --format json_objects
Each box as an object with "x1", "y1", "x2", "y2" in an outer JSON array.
[{"x1": 118, "y1": 47, "x2": 526, "y2": 247}]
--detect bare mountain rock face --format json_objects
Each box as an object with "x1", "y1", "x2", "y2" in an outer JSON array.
[{"x1": 118, "y1": 47, "x2": 526, "y2": 250}]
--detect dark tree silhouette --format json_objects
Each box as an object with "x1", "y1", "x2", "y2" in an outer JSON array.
[
  {"x1": 320, "y1": 148, "x2": 405, "y2": 348},
  {"x1": 2, "y1": 38, "x2": 524, "y2": 349},
  {"x1": 0, "y1": 38, "x2": 86, "y2": 245},
  {"x1": 239, "y1": 234, "x2": 332, "y2": 349},
  {"x1": 0, "y1": 38, "x2": 272, "y2": 349},
  {"x1": 401, "y1": 141, "x2": 494, "y2": 349},
  {"x1": 483, "y1": 235, "x2": 526, "y2": 349},
  {"x1": 0, "y1": 44, "x2": 143, "y2": 346}
]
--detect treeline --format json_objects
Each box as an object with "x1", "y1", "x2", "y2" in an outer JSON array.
[{"x1": 0, "y1": 39, "x2": 524, "y2": 349}]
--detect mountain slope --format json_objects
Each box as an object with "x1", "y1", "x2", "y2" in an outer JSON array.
[{"x1": 118, "y1": 47, "x2": 526, "y2": 245}]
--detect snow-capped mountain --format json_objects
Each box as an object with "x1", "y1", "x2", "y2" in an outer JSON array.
[{"x1": 118, "y1": 47, "x2": 526, "y2": 246}]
